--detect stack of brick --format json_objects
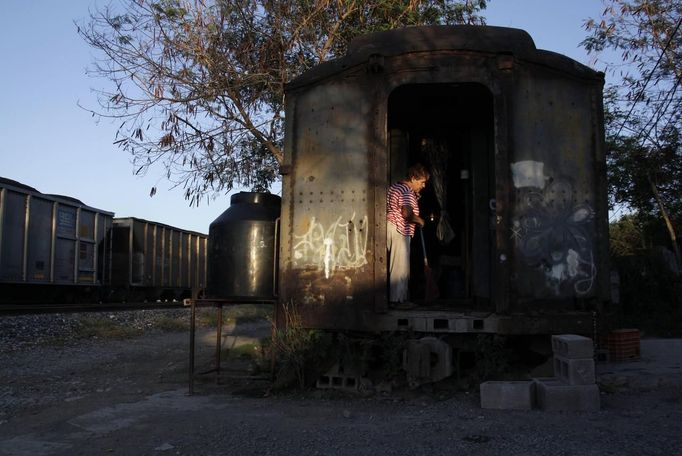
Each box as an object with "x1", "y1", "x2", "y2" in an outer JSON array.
[
  {"x1": 534, "y1": 334, "x2": 600, "y2": 411},
  {"x1": 603, "y1": 329, "x2": 641, "y2": 361},
  {"x1": 480, "y1": 334, "x2": 600, "y2": 411}
]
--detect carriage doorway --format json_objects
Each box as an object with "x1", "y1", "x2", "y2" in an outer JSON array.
[{"x1": 387, "y1": 83, "x2": 495, "y2": 309}]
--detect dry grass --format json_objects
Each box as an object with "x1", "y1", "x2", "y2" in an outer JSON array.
[
  {"x1": 197, "y1": 303, "x2": 274, "y2": 327},
  {"x1": 75, "y1": 317, "x2": 143, "y2": 339},
  {"x1": 154, "y1": 315, "x2": 189, "y2": 332}
]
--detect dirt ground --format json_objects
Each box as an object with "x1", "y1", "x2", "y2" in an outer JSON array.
[{"x1": 1, "y1": 317, "x2": 681, "y2": 456}]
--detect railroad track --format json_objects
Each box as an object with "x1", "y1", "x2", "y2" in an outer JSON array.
[{"x1": 0, "y1": 301, "x2": 185, "y2": 315}]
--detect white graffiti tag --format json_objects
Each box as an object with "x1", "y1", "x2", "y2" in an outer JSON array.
[
  {"x1": 512, "y1": 175, "x2": 597, "y2": 297},
  {"x1": 293, "y1": 212, "x2": 369, "y2": 278},
  {"x1": 544, "y1": 249, "x2": 596, "y2": 296}
]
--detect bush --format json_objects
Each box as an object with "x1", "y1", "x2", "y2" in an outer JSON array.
[{"x1": 613, "y1": 252, "x2": 682, "y2": 336}]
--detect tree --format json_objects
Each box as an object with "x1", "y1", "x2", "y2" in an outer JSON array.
[
  {"x1": 78, "y1": 0, "x2": 488, "y2": 204},
  {"x1": 609, "y1": 213, "x2": 643, "y2": 257},
  {"x1": 582, "y1": 0, "x2": 682, "y2": 265}
]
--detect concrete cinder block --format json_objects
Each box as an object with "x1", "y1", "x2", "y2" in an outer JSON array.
[
  {"x1": 480, "y1": 381, "x2": 535, "y2": 410},
  {"x1": 534, "y1": 378, "x2": 600, "y2": 411},
  {"x1": 551, "y1": 334, "x2": 594, "y2": 359},
  {"x1": 553, "y1": 355, "x2": 595, "y2": 385},
  {"x1": 316, "y1": 363, "x2": 361, "y2": 392}
]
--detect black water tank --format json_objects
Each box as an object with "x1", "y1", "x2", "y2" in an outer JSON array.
[{"x1": 207, "y1": 192, "x2": 281, "y2": 300}]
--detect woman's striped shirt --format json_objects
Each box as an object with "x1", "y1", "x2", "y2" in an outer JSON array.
[{"x1": 387, "y1": 182, "x2": 419, "y2": 237}]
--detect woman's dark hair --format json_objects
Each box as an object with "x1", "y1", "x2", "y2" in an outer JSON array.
[{"x1": 407, "y1": 163, "x2": 430, "y2": 180}]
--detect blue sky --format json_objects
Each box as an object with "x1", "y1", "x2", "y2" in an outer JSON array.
[{"x1": 0, "y1": 1, "x2": 610, "y2": 233}]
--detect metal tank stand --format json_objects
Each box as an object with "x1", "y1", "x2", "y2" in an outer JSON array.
[{"x1": 183, "y1": 298, "x2": 275, "y2": 395}]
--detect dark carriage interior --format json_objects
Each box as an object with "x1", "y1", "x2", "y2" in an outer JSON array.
[{"x1": 388, "y1": 83, "x2": 495, "y2": 310}]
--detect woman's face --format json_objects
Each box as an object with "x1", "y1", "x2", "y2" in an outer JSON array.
[{"x1": 408, "y1": 177, "x2": 428, "y2": 194}]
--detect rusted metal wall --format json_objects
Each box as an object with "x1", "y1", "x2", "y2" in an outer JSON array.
[
  {"x1": 508, "y1": 67, "x2": 605, "y2": 304},
  {"x1": 280, "y1": 82, "x2": 376, "y2": 329}
]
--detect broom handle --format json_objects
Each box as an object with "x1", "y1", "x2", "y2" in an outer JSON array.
[{"x1": 418, "y1": 226, "x2": 429, "y2": 268}]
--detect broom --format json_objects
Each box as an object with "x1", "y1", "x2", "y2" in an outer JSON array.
[{"x1": 418, "y1": 226, "x2": 440, "y2": 303}]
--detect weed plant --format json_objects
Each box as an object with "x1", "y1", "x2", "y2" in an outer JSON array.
[
  {"x1": 473, "y1": 334, "x2": 510, "y2": 382},
  {"x1": 268, "y1": 302, "x2": 332, "y2": 389}
]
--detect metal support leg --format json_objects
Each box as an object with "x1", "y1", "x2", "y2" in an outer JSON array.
[
  {"x1": 215, "y1": 305, "x2": 223, "y2": 383},
  {"x1": 270, "y1": 320, "x2": 277, "y2": 381},
  {"x1": 186, "y1": 298, "x2": 274, "y2": 393},
  {"x1": 189, "y1": 300, "x2": 196, "y2": 395}
]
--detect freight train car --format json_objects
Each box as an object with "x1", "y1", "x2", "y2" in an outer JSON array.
[
  {"x1": 0, "y1": 177, "x2": 113, "y2": 302},
  {"x1": 0, "y1": 177, "x2": 208, "y2": 304},
  {"x1": 111, "y1": 217, "x2": 207, "y2": 302},
  {"x1": 276, "y1": 25, "x2": 608, "y2": 336}
]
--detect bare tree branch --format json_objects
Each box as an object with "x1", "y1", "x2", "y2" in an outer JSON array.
[{"x1": 79, "y1": 0, "x2": 488, "y2": 204}]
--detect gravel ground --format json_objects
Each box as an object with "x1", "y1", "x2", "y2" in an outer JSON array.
[
  {"x1": 1, "y1": 310, "x2": 681, "y2": 456},
  {"x1": 0, "y1": 309, "x2": 190, "y2": 352}
]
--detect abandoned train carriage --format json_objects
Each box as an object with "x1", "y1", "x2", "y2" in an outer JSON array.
[{"x1": 277, "y1": 25, "x2": 609, "y2": 335}]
